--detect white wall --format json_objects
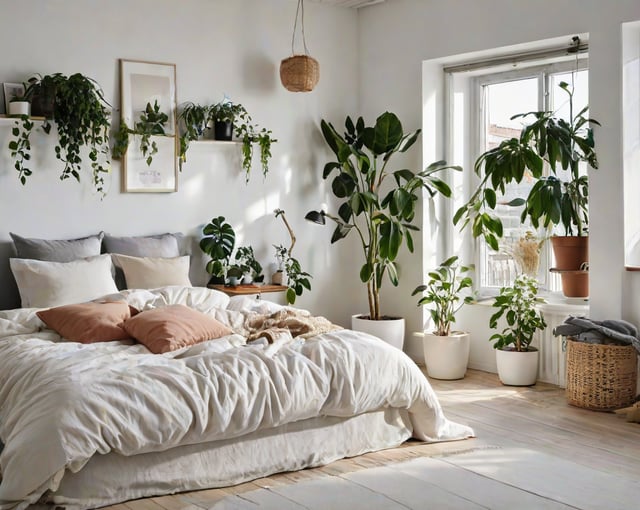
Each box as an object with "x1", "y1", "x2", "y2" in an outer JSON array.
[
  {"x1": 0, "y1": 0, "x2": 364, "y2": 326},
  {"x1": 358, "y1": 0, "x2": 640, "y2": 360}
]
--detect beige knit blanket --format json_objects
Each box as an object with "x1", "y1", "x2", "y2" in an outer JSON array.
[{"x1": 245, "y1": 308, "x2": 342, "y2": 343}]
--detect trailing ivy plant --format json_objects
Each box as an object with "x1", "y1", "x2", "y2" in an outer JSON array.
[
  {"x1": 17, "y1": 73, "x2": 112, "y2": 195},
  {"x1": 111, "y1": 100, "x2": 169, "y2": 166},
  {"x1": 8, "y1": 116, "x2": 35, "y2": 185},
  {"x1": 178, "y1": 102, "x2": 211, "y2": 168}
]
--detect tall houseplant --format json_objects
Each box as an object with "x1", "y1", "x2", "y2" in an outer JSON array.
[
  {"x1": 489, "y1": 274, "x2": 547, "y2": 386},
  {"x1": 453, "y1": 81, "x2": 599, "y2": 296},
  {"x1": 412, "y1": 256, "x2": 475, "y2": 379},
  {"x1": 309, "y1": 112, "x2": 459, "y2": 346}
]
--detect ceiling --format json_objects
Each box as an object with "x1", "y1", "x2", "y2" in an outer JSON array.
[{"x1": 309, "y1": 0, "x2": 386, "y2": 8}]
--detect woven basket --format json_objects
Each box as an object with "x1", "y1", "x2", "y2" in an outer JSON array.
[
  {"x1": 565, "y1": 337, "x2": 638, "y2": 411},
  {"x1": 280, "y1": 55, "x2": 319, "y2": 92}
]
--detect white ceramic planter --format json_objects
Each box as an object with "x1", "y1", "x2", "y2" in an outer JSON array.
[
  {"x1": 9, "y1": 101, "x2": 30, "y2": 116},
  {"x1": 423, "y1": 331, "x2": 470, "y2": 380},
  {"x1": 496, "y1": 348, "x2": 539, "y2": 386},
  {"x1": 351, "y1": 315, "x2": 405, "y2": 350}
]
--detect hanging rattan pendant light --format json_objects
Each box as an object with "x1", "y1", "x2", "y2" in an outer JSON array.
[{"x1": 280, "y1": 0, "x2": 319, "y2": 92}]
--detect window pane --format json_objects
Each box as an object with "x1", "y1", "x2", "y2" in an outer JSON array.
[{"x1": 480, "y1": 78, "x2": 539, "y2": 289}]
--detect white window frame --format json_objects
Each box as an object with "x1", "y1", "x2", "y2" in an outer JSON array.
[{"x1": 446, "y1": 58, "x2": 589, "y2": 297}]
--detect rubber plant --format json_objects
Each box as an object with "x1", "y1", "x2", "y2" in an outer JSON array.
[
  {"x1": 453, "y1": 81, "x2": 599, "y2": 250},
  {"x1": 309, "y1": 112, "x2": 460, "y2": 321},
  {"x1": 10, "y1": 73, "x2": 112, "y2": 195}
]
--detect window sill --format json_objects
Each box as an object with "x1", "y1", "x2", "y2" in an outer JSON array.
[{"x1": 473, "y1": 291, "x2": 588, "y2": 314}]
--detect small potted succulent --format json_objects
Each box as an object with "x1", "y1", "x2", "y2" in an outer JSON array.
[
  {"x1": 412, "y1": 256, "x2": 475, "y2": 380},
  {"x1": 489, "y1": 274, "x2": 547, "y2": 386}
]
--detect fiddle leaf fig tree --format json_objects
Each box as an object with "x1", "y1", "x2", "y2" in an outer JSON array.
[
  {"x1": 312, "y1": 112, "x2": 461, "y2": 321},
  {"x1": 454, "y1": 82, "x2": 599, "y2": 250}
]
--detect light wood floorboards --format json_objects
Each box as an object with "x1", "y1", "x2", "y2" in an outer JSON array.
[{"x1": 105, "y1": 369, "x2": 640, "y2": 509}]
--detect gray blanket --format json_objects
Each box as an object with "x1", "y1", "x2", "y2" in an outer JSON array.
[{"x1": 553, "y1": 316, "x2": 640, "y2": 355}]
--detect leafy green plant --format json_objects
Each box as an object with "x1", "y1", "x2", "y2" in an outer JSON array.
[
  {"x1": 454, "y1": 82, "x2": 599, "y2": 250},
  {"x1": 489, "y1": 274, "x2": 546, "y2": 352},
  {"x1": 312, "y1": 112, "x2": 460, "y2": 321},
  {"x1": 273, "y1": 244, "x2": 311, "y2": 305},
  {"x1": 200, "y1": 216, "x2": 236, "y2": 277},
  {"x1": 234, "y1": 246, "x2": 263, "y2": 281},
  {"x1": 412, "y1": 256, "x2": 475, "y2": 336},
  {"x1": 135, "y1": 100, "x2": 169, "y2": 166},
  {"x1": 178, "y1": 102, "x2": 211, "y2": 167},
  {"x1": 17, "y1": 73, "x2": 112, "y2": 195},
  {"x1": 8, "y1": 117, "x2": 35, "y2": 185}
]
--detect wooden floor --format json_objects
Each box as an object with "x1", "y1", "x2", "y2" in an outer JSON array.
[{"x1": 105, "y1": 369, "x2": 640, "y2": 510}]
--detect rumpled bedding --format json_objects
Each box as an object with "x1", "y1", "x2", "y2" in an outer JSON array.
[{"x1": 0, "y1": 286, "x2": 473, "y2": 509}]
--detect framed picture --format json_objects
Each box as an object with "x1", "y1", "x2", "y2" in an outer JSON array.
[
  {"x1": 3, "y1": 83, "x2": 25, "y2": 113},
  {"x1": 119, "y1": 59, "x2": 178, "y2": 192}
]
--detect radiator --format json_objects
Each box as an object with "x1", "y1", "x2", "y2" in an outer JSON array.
[{"x1": 534, "y1": 301, "x2": 589, "y2": 387}]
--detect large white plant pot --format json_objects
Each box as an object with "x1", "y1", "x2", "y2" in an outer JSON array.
[
  {"x1": 496, "y1": 348, "x2": 539, "y2": 386},
  {"x1": 9, "y1": 101, "x2": 30, "y2": 116},
  {"x1": 423, "y1": 331, "x2": 470, "y2": 380},
  {"x1": 351, "y1": 315, "x2": 405, "y2": 350}
]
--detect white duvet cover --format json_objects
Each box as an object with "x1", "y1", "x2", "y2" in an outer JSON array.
[{"x1": 0, "y1": 286, "x2": 473, "y2": 509}]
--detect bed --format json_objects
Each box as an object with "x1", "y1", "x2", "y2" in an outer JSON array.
[{"x1": 0, "y1": 233, "x2": 474, "y2": 510}]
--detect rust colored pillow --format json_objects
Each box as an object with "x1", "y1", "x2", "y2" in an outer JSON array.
[
  {"x1": 122, "y1": 304, "x2": 233, "y2": 354},
  {"x1": 37, "y1": 301, "x2": 137, "y2": 343}
]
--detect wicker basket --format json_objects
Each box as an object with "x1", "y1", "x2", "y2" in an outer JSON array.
[
  {"x1": 280, "y1": 55, "x2": 319, "y2": 92},
  {"x1": 565, "y1": 337, "x2": 638, "y2": 411}
]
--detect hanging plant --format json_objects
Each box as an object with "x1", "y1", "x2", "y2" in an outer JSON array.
[
  {"x1": 280, "y1": 0, "x2": 319, "y2": 92},
  {"x1": 10, "y1": 73, "x2": 112, "y2": 196}
]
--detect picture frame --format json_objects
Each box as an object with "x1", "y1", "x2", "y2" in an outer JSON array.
[
  {"x1": 3, "y1": 82, "x2": 25, "y2": 113},
  {"x1": 119, "y1": 59, "x2": 178, "y2": 193}
]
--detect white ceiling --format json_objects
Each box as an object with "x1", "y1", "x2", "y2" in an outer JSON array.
[{"x1": 309, "y1": 0, "x2": 386, "y2": 8}]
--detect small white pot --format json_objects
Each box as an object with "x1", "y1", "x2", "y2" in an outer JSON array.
[
  {"x1": 9, "y1": 101, "x2": 30, "y2": 116},
  {"x1": 351, "y1": 314, "x2": 405, "y2": 350},
  {"x1": 496, "y1": 348, "x2": 539, "y2": 386},
  {"x1": 423, "y1": 331, "x2": 470, "y2": 380}
]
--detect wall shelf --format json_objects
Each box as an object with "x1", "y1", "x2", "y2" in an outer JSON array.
[{"x1": 190, "y1": 139, "x2": 241, "y2": 146}]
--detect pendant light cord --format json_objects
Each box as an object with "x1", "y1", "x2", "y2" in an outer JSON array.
[{"x1": 291, "y1": 0, "x2": 310, "y2": 56}]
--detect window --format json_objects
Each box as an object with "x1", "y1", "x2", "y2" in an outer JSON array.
[{"x1": 446, "y1": 58, "x2": 588, "y2": 295}]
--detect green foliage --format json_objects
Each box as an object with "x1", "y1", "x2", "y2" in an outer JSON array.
[
  {"x1": 317, "y1": 112, "x2": 461, "y2": 320},
  {"x1": 8, "y1": 116, "x2": 34, "y2": 185},
  {"x1": 20, "y1": 73, "x2": 112, "y2": 196},
  {"x1": 273, "y1": 244, "x2": 311, "y2": 305},
  {"x1": 412, "y1": 256, "x2": 476, "y2": 336},
  {"x1": 234, "y1": 246, "x2": 263, "y2": 280},
  {"x1": 489, "y1": 274, "x2": 546, "y2": 352},
  {"x1": 200, "y1": 216, "x2": 236, "y2": 277},
  {"x1": 177, "y1": 99, "x2": 277, "y2": 181},
  {"x1": 135, "y1": 100, "x2": 169, "y2": 166},
  {"x1": 454, "y1": 83, "x2": 599, "y2": 247}
]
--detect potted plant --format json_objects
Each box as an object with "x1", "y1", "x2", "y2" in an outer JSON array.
[
  {"x1": 308, "y1": 112, "x2": 460, "y2": 349},
  {"x1": 272, "y1": 243, "x2": 311, "y2": 305},
  {"x1": 7, "y1": 86, "x2": 31, "y2": 117},
  {"x1": 489, "y1": 274, "x2": 547, "y2": 386},
  {"x1": 453, "y1": 80, "x2": 599, "y2": 297},
  {"x1": 412, "y1": 256, "x2": 475, "y2": 379},
  {"x1": 11, "y1": 73, "x2": 112, "y2": 195},
  {"x1": 209, "y1": 100, "x2": 246, "y2": 141},
  {"x1": 199, "y1": 216, "x2": 236, "y2": 285},
  {"x1": 234, "y1": 246, "x2": 264, "y2": 284},
  {"x1": 178, "y1": 102, "x2": 211, "y2": 167}
]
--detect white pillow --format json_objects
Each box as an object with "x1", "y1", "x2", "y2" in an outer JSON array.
[
  {"x1": 111, "y1": 254, "x2": 192, "y2": 289},
  {"x1": 10, "y1": 254, "x2": 118, "y2": 308}
]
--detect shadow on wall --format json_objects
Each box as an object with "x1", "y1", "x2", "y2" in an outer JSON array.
[{"x1": 0, "y1": 241, "x2": 20, "y2": 310}]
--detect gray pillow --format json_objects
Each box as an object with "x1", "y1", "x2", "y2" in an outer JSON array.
[
  {"x1": 10, "y1": 232, "x2": 104, "y2": 262},
  {"x1": 104, "y1": 233, "x2": 183, "y2": 289},
  {"x1": 103, "y1": 233, "x2": 181, "y2": 258}
]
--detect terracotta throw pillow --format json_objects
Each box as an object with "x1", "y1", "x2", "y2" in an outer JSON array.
[
  {"x1": 122, "y1": 304, "x2": 232, "y2": 354},
  {"x1": 37, "y1": 301, "x2": 137, "y2": 343}
]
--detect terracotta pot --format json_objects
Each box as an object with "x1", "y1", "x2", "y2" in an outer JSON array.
[
  {"x1": 559, "y1": 272, "x2": 589, "y2": 298},
  {"x1": 551, "y1": 236, "x2": 588, "y2": 270}
]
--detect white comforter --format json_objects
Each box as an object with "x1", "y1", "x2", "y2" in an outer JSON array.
[{"x1": 0, "y1": 286, "x2": 473, "y2": 509}]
